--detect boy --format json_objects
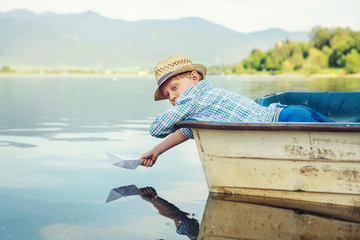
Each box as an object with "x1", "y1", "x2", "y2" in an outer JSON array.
[{"x1": 140, "y1": 55, "x2": 333, "y2": 167}]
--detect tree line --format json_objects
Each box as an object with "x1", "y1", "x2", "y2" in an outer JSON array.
[
  {"x1": 210, "y1": 26, "x2": 360, "y2": 75},
  {"x1": 2, "y1": 26, "x2": 359, "y2": 75}
]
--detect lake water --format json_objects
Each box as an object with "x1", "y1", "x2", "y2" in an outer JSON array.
[{"x1": 1, "y1": 75, "x2": 359, "y2": 240}]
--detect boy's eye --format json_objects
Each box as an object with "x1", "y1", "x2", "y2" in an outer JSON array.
[{"x1": 172, "y1": 85, "x2": 177, "y2": 90}]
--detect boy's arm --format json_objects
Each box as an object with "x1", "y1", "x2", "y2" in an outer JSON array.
[
  {"x1": 140, "y1": 129, "x2": 189, "y2": 167},
  {"x1": 150, "y1": 101, "x2": 193, "y2": 138}
]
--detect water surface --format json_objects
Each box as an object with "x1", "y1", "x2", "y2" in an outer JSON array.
[{"x1": 1, "y1": 75, "x2": 359, "y2": 239}]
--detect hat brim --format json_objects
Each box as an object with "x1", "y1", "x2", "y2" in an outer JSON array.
[{"x1": 154, "y1": 63, "x2": 207, "y2": 101}]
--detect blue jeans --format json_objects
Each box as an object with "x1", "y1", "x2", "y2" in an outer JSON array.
[{"x1": 277, "y1": 105, "x2": 334, "y2": 122}]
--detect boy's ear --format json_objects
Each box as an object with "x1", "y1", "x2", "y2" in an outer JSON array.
[{"x1": 191, "y1": 71, "x2": 200, "y2": 83}]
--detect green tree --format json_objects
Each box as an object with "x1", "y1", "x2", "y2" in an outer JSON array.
[
  {"x1": 289, "y1": 53, "x2": 305, "y2": 70},
  {"x1": 328, "y1": 28, "x2": 355, "y2": 67},
  {"x1": 263, "y1": 50, "x2": 278, "y2": 71},
  {"x1": 291, "y1": 41, "x2": 310, "y2": 59},
  {"x1": 321, "y1": 45, "x2": 332, "y2": 56},
  {"x1": 354, "y1": 32, "x2": 360, "y2": 52},
  {"x1": 217, "y1": 26, "x2": 359, "y2": 75},
  {"x1": 310, "y1": 26, "x2": 332, "y2": 49},
  {"x1": 264, "y1": 48, "x2": 284, "y2": 71},
  {"x1": 282, "y1": 59, "x2": 295, "y2": 71},
  {"x1": 344, "y1": 49, "x2": 360, "y2": 73},
  {"x1": 330, "y1": 28, "x2": 354, "y2": 51},
  {"x1": 308, "y1": 48, "x2": 328, "y2": 68},
  {"x1": 242, "y1": 49, "x2": 265, "y2": 71},
  {"x1": 232, "y1": 63, "x2": 244, "y2": 74}
]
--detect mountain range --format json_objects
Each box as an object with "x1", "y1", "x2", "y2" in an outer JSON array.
[{"x1": 0, "y1": 9, "x2": 309, "y2": 71}]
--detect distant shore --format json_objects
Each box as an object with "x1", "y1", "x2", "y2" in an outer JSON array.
[
  {"x1": 308, "y1": 73, "x2": 360, "y2": 78},
  {"x1": 0, "y1": 72, "x2": 143, "y2": 77},
  {"x1": 1, "y1": 72, "x2": 360, "y2": 78}
]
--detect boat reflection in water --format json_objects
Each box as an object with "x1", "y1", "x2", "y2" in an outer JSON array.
[
  {"x1": 106, "y1": 185, "x2": 360, "y2": 240},
  {"x1": 198, "y1": 193, "x2": 360, "y2": 240},
  {"x1": 106, "y1": 185, "x2": 199, "y2": 240}
]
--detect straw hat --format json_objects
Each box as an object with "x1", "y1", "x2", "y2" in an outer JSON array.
[{"x1": 153, "y1": 55, "x2": 207, "y2": 101}]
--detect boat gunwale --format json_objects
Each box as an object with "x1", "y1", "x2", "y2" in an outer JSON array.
[{"x1": 177, "y1": 121, "x2": 360, "y2": 132}]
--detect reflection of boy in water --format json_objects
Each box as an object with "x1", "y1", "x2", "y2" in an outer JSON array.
[{"x1": 140, "y1": 187, "x2": 199, "y2": 240}]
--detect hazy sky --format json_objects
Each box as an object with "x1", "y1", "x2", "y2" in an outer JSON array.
[{"x1": 2, "y1": 0, "x2": 360, "y2": 33}]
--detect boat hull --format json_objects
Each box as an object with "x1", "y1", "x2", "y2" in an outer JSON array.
[{"x1": 189, "y1": 125, "x2": 360, "y2": 206}]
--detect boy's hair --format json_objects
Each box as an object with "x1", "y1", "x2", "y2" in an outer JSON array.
[{"x1": 170, "y1": 71, "x2": 203, "y2": 81}]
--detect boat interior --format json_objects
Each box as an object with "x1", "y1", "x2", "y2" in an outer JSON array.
[{"x1": 256, "y1": 92, "x2": 360, "y2": 122}]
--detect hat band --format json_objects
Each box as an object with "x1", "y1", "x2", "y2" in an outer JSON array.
[{"x1": 158, "y1": 71, "x2": 174, "y2": 86}]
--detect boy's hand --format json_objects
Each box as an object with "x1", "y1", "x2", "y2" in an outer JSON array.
[
  {"x1": 139, "y1": 150, "x2": 158, "y2": 167},
  {"x1": 140, "y1": 159, "x2": 156, "y2": 167},
  {"x1": 140, "y1": 187, "x2": 157, "y2": 197},
  {"x1": 139, "y1": 187, "x2": 158, "y2": 202},
  {"x1": 139, "y1": 130, "x2": 189, "y2": 168}
]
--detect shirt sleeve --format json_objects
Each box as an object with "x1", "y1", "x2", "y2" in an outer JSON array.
[
  {"x1": 149, "y1": 101, "x2": 194, "y2": 139},
  {"x1": 179, "y1": 127, "x2": 194, "y2": 139}
]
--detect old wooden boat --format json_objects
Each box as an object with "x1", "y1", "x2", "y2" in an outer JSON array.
[{"x1": 177, "y1": 92, "x2": 360, "y2": 206}]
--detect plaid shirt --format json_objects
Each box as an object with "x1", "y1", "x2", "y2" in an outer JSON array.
[{"x1": 150, "y1": 80, "x2": 279, "y2": 139}]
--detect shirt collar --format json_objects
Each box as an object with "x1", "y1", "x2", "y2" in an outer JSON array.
[{"x1": 176, "y1": 79, "x2": 211, "y2": 104}]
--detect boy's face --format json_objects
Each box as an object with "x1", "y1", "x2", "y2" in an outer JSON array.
[{"x1": 160, "y1": 72, "x2": 200, "y2": 106}]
